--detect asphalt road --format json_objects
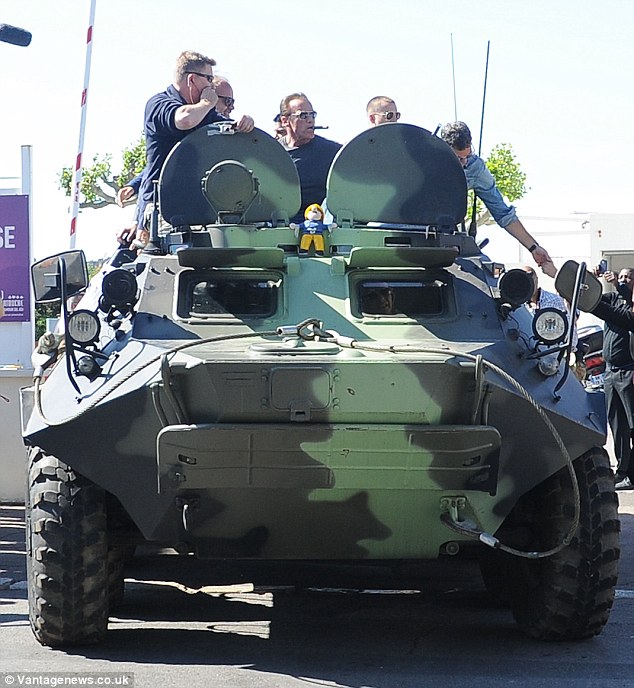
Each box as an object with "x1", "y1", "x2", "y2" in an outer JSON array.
[{"x1": 2, "y1": 496, "x2": 634, "y2": 688}]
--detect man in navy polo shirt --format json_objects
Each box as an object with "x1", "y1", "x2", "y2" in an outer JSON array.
[
  {"x1": 139, "y1": 50, "x2": 254, "y2": 234},
  {"x1": 277, "y1": 93, "x2": 341, "y2": 223}
]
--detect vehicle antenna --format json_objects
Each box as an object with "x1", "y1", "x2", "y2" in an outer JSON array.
[
  {"x1": 476, "y1": 40, "x2": 490, "y2": 157},
  {"x1": 450, "y1": 33, "x2": 458, "y2": 120},
  {"x1": 468, "y1": 40, "x2": 490, "y2": 238}
]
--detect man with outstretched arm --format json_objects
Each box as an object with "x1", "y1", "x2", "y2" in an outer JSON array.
[{"x1": 441, "y1": 121, "x2": 556, "y2": 278}]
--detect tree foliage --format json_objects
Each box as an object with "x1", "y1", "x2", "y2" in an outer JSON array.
[
  {"x1": 34, "y1": 301, "x2": 61, "y2": 341},
  {"x1": 469, "y1": 142, "x2": 528, "y2": 227},
  {"x1": 58, "y1": 136, "x2": 146, "y2": 210},
  {"x1": 486, "y1": 143, "x2": 527, "y2": 203},
  {"x1": 120, "y1": 136, "x2": 146, "y2": 186}
]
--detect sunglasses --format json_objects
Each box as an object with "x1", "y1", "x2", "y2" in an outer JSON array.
[
  {"x1": 218, "y1": 95, "x2": 235, "y2": 107},
  {"x1": 373, "y1": 111, "x2": 400, "y2": 121},
  {"x1": 186, "y1": 71, "x2": 213, "y2": 83},
  {"x1": 290, "y1": 110, "x2": 317, "y2": 120}
]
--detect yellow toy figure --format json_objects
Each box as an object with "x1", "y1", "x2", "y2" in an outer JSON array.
[{"x1": 290, "y1": 203, "x2": 336, "y2": 256}]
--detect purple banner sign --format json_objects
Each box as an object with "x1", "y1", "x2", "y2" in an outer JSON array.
[{"x1": 0, "y1": 195, "x2": 30, "y2": 322}]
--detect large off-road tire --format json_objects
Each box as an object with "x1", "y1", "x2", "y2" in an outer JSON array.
[
  {"x1": 26, "y1": 446, "x2": 109, "y2": 647},
  {"x1": 107, "y1": 545, "x2": 134, "y2": 610},
  {"x1": 478, "y1": 547, "x2": 512, "y2": 606},
  {"x1": 506, "y1": 447, "x2": 620, "y2": 640}
]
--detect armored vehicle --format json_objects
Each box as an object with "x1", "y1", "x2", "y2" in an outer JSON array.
[{"x1": 21, "y1": 122, "x2": 619, "y2": 647}]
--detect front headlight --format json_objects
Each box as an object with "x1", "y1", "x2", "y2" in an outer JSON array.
[
  {"x1": 532, "y1": 307, "x2": 568, "y2": 345},
  {"x1": 498, "y1": 269, "x2": 534, "y2": 307},
  {"x1": 67, "y1": 309, "x2": 100, "y2": 344},
  {"x1": 101, "y1": 268, "x2": 138, "y2": 309}
]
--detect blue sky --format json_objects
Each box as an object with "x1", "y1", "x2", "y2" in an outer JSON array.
[{"x1": 1, "y1": 0, "x2": 633, "y2": 260}]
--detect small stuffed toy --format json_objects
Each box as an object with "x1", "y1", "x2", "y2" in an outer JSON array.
[{"x1": 290, "y1": 203, "x2": 336, "y2": 256}]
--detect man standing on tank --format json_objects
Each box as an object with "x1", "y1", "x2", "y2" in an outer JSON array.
[
  {"x1": 277, "y1": 93, "x2": 341, "y2": 223},
  {"x1": 139, "y1": 51, "x2": 254, "y2": 231},
  {"x1": 365, "y1": 96, "x2": 401, "y2": 126},
  {"x1": 440, "y1": 121, "x2": 556, "y2": 278},
  {"x1": 211, "y1": 75, "x2": 253, "y2": 129}
]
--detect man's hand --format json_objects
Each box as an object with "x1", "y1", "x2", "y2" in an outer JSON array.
[
  {"x1": 116, "y1": 185, "x2": 135, "y2": 207},
  {"x1": 532, "y1": 246, "x2": 557, "y2": 277},
  {"x1": 200, "y1": 85, "x2": 219, "y2": 109},
  {"x1": 116, "y1": 224, "x2": 136, "y2": 245},
  {"x1": 234, "y1": 114, "x2": 254, "y2": 133},
  {"x1": 116, "y1": 224, "x2": 149, "y2": 251}
]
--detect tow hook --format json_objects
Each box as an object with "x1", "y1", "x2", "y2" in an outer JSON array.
[
  {"x1": 175, "y1": 496, "x2": 200, "y2": 532},
  {"x1": 440, "y1": 496, "x2": 466, "y2": 523},
  {"x1": 439, "y1": 496, "x2": 486, "y2": 540}
]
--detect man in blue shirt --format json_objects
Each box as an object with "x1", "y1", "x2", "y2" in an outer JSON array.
[
  {"x1": 116, "y1": 73, "x2": 253, "y2": 247},
  {"x1": 441, "y1": 121, "x2": 556, "y2": 278},
  {"x1": 139, "y1": 51, "x2": 254, "y2": 234},
  {"x1": 277, "y1": 93, "x2": 341, "y2": 223}
]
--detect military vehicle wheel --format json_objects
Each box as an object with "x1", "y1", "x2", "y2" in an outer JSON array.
[
  {"x1": 478, "y1": 548, "x2": 511, "y2": 606},
  {"x1": 107, "y1": 546, "x2": 126, "y2": 610},
  {"x1": 107, "y1": 544, "x2": 134, "y2": 609},
  {"x1": 26, "y1": 447, "x2": 109, "y2": 646},
  {"x1": 507, "y1": 447, "x2": 619, "y2": 640}
]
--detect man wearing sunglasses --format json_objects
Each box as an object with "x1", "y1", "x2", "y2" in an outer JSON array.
[
  {"x1": 212, "y1": 76, "x2": 254, "y2": 133},
  {"x1": 139, "y1": 51, "x2": 254, "y2": 236},
  {"x1": 441, "y1": 121, "x2": 556, "y2": 278},
  {"x1": 278, "y1": 92, "x2": 341, "y2": 222},
  {"x1": 366, "y1": 96, "x2": 401, "y2": 126}
]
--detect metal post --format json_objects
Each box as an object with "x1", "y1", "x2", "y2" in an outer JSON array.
[{"x1": 69, "y1": 0, "x2": 97, "y2": 249}]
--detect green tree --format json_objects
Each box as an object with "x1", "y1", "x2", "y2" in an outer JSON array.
[
  {"x1": 58, "y1": 136, "x2": 146, "y2": 210},
  {"x1": 468, "y1": 142, "x2": 528, "y2": 227},
  {"x1": 486, "y1": 143, "x2": 527, "y2": 202},
  {"x1": 34, "y1": 302, "x2": 60, "y2": 341}
]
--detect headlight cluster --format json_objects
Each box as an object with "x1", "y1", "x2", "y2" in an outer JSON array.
[
  {"x1": 532, "y1": 308, "x2": 568, "y2": 345},
  {"x1": 498, "y1": 269, "x2": 534, "y2": 308},
  {"x1": 100, "y1": 269, "x2": 138, "y2": 311},
  {"x1": 67, "y1": 310, "x2": 100, "y2": 344},
  {"x1": 66, "y1": 268, "x2": 138, "y2": 384}
]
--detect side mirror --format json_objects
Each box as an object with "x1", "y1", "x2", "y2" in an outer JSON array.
[
  {"x1": 31, "y1": 250, "x2": 89, "y2": 304},
  {"x1": 555, "y1": 260, "x2": 602, "y2": 312}
]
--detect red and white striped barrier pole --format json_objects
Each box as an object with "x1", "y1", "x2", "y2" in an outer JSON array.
[{"x1": 69, "y1": 0, "x2": 97, "y2": 249}]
